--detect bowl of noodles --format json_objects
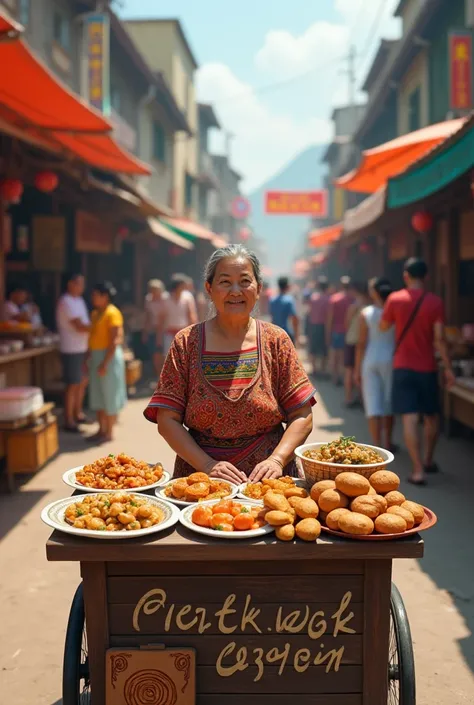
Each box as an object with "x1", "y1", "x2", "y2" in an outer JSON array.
[{"x1": 295, "y1": 436, "x2": 394, "y2": 484}]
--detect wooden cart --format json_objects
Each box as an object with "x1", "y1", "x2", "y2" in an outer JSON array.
[{"x1": 46, "y1": 527, "x2": 422, "y2": 705}]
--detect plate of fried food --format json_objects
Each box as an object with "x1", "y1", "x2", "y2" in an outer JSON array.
[
  {"x1": 237, "y1": 475, "x2": 308, "y2": 503},
  {"x1": 155, "y1": 472, "x2": 238, "y2": 507},
  {"x1": 62, "y1": 454, "x2": 170, "y2": 493},
  {"x1": 308, "y1": 470, "x2": 437, "y2": 540},
  {"x1": 180, "y1": 498, "x2": 274, "y2": 539},
  {"x1": 41, "y1": 492, "x2": 180, "y2": 539}
]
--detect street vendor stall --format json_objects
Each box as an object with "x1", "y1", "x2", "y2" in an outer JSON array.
[{"x1": 0, "y1": 344, "x2": 59, "y2": 388}]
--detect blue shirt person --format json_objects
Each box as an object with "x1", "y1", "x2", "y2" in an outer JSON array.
[{"x1": 270, "y1": 277, "x2": 300, "y2": 343}]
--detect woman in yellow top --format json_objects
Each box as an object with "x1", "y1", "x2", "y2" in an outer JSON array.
[{"x1": 88, "y1": 281, "x2": 126, "y2": 442}]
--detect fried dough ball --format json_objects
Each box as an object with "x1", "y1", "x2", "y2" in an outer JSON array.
[
  {"x1": 184, "y1": 482, "x2": 210, "y2": 501},
  {"x1": 137, "y1": 505, "x2": 153, "y2": 519},
  {"x1": 371, "y1": 494, "x2": 388, "y2": 514},
  {"x1": 401, "y1": 501, "x2": 425, "y2": 525},
  {"x1": 335, "y1": 472, "x2": 371, "y2": 497},
  {"x1": 385, "y1": 491, "x2": 406, "y2": 507},
  {"x1": 310, "y1": 480, "x2": 336, "y2": 502},
  {"x1": 367, "y1": 485, "x2": 377, "y2": 496},
  {"x1": 350, "y1": 496, "x2": 382, "y2": 519},
  {"x1": 387, "y1": 506, "x2": 415, "y2": 529},
  {"x1": 265, "y1": 510, "x2": 293, "y2": 526},
  {"x1": 338, "y1": 512, "x2": 374, "y2": 536},
  {"x1": 318, "y1": 489, "x2": 349, "y2": 513},
  {"x1": 295, "y1": 518, "x2": 321, "y2": 542},
  {"x1": 375, "y1": 513, "x2": 407, "y2": 534},
  {"x1": 88, "y1": 517, "x2": 106, "y2": 530},
  {"x1": 325, "y1": 508, "x2": 351, "y2": 530},
  {"x1": 290, "y1": 497, "x2": 319, "y2": 520},
  {"x1": 171, "y1": 479, "x2": 189, "y2": 499},
  {"x1": 264, "y1": 490, "x2": 291, "y2": 513},
  {"x1": 276, "y1": 524, "x2": 295, "y2": 541},
  {"x1": 109, "y1": 502, "x2": 124, "y2": 517},
  {"x1": 187, "y1": 472, "x2": 210, "y2": 485},
  {"x1": 369, "y1": 470, "x2": 400, "y2": 494},
  {"x1": 118, "y1": 512, "x2": 135, "y2": 525},
  {"x1": 284, "y1": 486, "x2": 309, "y2": 499}
]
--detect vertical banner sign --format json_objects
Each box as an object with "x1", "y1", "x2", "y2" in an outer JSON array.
[
  {"x1": 85, "y1": 13, "x2": 110, "y2": 114},
  {"x1": 449, "y1": 31, "x2": 473, "y2": 111}
]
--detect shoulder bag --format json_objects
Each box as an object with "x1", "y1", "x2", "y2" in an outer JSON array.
[{"x1": 394, "y1": 293, "x2": 426, "y2": 353}]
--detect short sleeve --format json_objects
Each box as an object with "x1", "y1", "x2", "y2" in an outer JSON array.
[
  {"x1": 381, "y1": 295, "x2": 395, "y2": 326},
  {"x1": 289, "y1": 299, "x2": 297, "y2": 317},
  {"x1": 144, "y1": 336, "x2": 188, "y2": 423},
  {"x1": 277, "y1": 332, "x2": 316, "y2": 413},
  {"x1": 107, "y1": 306, "x2": 123, "y2": 328}
]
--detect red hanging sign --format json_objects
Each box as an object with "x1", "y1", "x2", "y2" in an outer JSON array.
[{"x1": 449, "y1": 32, "x2": 473, "y2": 111}]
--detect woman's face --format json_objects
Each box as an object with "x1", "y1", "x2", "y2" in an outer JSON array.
[
  {"x1": 92, "y1": 291, "x2": 108, "y2": 310},
  {"x1": 206, "y1": 257, "x2": 261, "y2": 319}
]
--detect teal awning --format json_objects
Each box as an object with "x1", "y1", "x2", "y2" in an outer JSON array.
[{"x1": 387, "y1": 123, "x2": 474, "y2": 209}]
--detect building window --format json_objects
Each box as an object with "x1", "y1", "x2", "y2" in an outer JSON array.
[
  {"x1": 185, "y1": 173, "x2": 194, "y2": 208},
  {"x1": 53, "y1": 10, "x2": 70, "y2": 52},
  {"x1": 408, "y1": 87, "x2": 421, "y2": 132},
  {"x1": 152, "y1": 121, "x2": 166, "y2": 162},
  {"x1": 19, "y1": 0, "x2": 30, "y2": 25}
]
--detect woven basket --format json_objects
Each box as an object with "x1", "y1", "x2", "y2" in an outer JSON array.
[{"x1": 295, "y1": 442, "x2": 394, "y2": 486}]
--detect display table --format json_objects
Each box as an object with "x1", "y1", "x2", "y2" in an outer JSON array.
[
  {"x1": 0, "y1": 346, "x2": 60, "y2": 390},
  {"x1": 47, "y1": 526, "x2": 423, "y2": 704},
  {"x1": 443, "y1": 380, "x2": 474, "y2": 436}
]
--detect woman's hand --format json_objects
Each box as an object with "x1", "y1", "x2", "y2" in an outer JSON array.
[
  {"x1": 249, "y1": 457, "x2": 284, "y2": 482},
  {"x1": 207, "y1": 461, "x2": 247, "y2": 485}
]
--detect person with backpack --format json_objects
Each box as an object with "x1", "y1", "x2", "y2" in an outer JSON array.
[{"x1": 380, "y1": 258, "x2": 455, "y2": 485}]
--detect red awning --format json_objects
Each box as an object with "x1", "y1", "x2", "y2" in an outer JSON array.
[
  {"x1": 0, "y1": 38, "x2": 110, "y2": 133},
  {"x1": 0, "y1": 10, "x2": 23, "y2": 39},
  {"x1": 309, "y1": 223, "x2": 343, "y2": 247},
  {"x1": 335, "y1": 119, "x2": 466, "y2": 193},
  {"x1": 54, "y1": 133, "x2": 151, "y2": 176}
]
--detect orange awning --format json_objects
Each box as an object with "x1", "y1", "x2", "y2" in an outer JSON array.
[
  {"x1": 335, "y1": 119, "x2": 466, "y2": 193},
  {"x1": 0, "y1": 38, "x2": 110, "y2": 133},
  {"x1": 309, "y1": 223, "x2": 343, "y2": 247},
  {"x1": 0, "y1": 10, "x2": 23, "y2": 39},
  {"x1": 160, "y1": 217, "x2": 216, "y2": 241},
  {"x1": 311, "y1": 253, "x2": 327, "y2": 265},
  {"x1": 54, "y1": 133, "x2": 151, "y2": 175},
  {"x1": 293, "y1": 259, "x2": 311, "y2": 275}
]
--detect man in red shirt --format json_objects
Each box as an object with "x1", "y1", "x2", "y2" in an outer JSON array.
[
  {"x1": 380, "y1": 258, "x2": 455, "y2": 484},
  {"x1": 326, "y1": 276, "x2": 353, "y2": 385}
]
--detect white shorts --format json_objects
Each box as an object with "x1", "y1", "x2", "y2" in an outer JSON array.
[{"x1": 362, "y1": 360, "x2": 393, "y2": 418}]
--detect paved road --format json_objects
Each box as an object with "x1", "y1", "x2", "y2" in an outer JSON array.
[{"x1": 0, "y1": 379, "x2": 473, "y2": 704}]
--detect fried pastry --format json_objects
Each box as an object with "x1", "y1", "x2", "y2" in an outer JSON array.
[
  {"x1": 291, "y1": 497, "x2": 319, "y2": 520},
  {"x1": 335, "y1": 472, "x2": 371, "y2": 497},
  {"x1": 318, "y1": 489, "x2": 349, "y2": 513},
  {"x1": 338, "y1": 512, "x2": 374, "y2": 535},
  {"x1": 385, "y1": 490, "x2": 406, "y2": 507},
  {"x1": 264, "y1": 490, "x2": 291, "y2": 513},
  {"x1": 401, "y1": 501, "x2": 424, "y2": 525},
  {"x1": 325, "y1": 508, "x2": 351, "y2": 530},
  {"x1": 387, "y1": 506, "x2": 415, "y2": 529},
  {"x1": 310, "y1": 479, "x2": 336, "y2": 502},
  {"x1": 265, "y1": 510, "x2": 293, "y2": 526},
  {"x1": 350, "y1": 496, "x2": 382, "y2": 519},
  {"x1": 187, "y1": 472, "x2": 210, "y2": 485},
  {"x1": 375, "y1": 513, "x2": 407, "y2": 534},
  {"x1": 369, "y1": 470, "x2": 400, "y2": 494},
  {"x1": 275, "y1": 524, "x2": 295, "y2": 541},
  {"x1": 295, "y1": 518, "x2": 321, "y2": 541}
]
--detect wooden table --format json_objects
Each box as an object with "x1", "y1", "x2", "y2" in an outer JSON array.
[
  {"x1": 47, "y1": 527, "x2": 423, "y2": 705},
  {"x1": 0, "y1": 346, "x2": 60, "y2": 389},
  {"x1": 443, "y1": 381, "x2": 474, "y2": 436}
]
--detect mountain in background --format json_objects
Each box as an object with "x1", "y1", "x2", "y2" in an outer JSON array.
[{"x1": 247, "y1": 144, "x2": 328, "y2": 280}]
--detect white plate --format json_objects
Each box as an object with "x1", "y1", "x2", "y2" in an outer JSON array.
[
  {"x1": 155, "y1": 479, "x2": 238, "y2": 507},
  {"x1": 237, "y1": 477, "x2": 308, "y2": 502},
  {"x1": 62, "y1": 465, "x2": 171, "y2": 493},
  {"x1": 41, "y1": 493, "x2": 180, "y2": 540},
  {"x1": 179, "y1": 499, "x2": 274, "y2": 539}
]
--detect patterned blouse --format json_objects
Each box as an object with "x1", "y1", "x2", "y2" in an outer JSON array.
[{"x1": 144, "y1": 320, "x2": 316, "y2": 477}]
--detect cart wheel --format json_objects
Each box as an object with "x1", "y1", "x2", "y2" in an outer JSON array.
[
  {"x1": 388, "y1": 583, "x2": 416, "y2": 705},
  {"x1": 63, "y1": 583, "x2": 91, "y2": 705}
]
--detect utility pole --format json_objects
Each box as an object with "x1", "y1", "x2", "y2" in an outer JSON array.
[{"x1": 340, "y1": 45, "x2": 357, "y2": 107}]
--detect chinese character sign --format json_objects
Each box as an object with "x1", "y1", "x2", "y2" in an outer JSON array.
[
  {"x1": 449, "y1": 32, "x2": 473, "y2": 111},
  {"x1": 265, "y1": 191, "x2": 328, "y2": 216},
  {"x1": 85, "y1": 13, "x2": 110, "y2": 114}
]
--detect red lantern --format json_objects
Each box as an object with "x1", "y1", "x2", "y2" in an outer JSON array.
[
  {"x1": 34, "y1": 171, "x2": 58, "y2": 193},
  {"x1": 411, "y1": 210, "x2": 433, "y2": 234},
  {"x1": 0, "y1": 178, "x2": 23, "y2": 204}
]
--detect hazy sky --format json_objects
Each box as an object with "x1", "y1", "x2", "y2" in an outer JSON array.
[{"x1": 120, "y1": 0, "x2": 401, "y2": 192}]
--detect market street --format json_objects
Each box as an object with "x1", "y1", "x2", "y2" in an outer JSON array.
[{"x1": 0, "y1": 379, "x2": 473, "y2": 705}]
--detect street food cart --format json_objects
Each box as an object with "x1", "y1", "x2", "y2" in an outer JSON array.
[{"x1": 46, "y1": 526, "x2": 422, "y2": 705}]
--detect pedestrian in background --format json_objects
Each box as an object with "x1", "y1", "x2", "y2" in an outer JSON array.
[
  {"x1": 355, "y1": 278, "x2": 395, "y2": 449},
  {"x1": 307, "y1": 276, "x2": 331, "y2": 377},
  {"x1": 380, "y1": 258, "x2": 455, "y2": 484},
  {"x1": 326, "y1": 276, "x2": 353, "y2": 386},
  {"x1": 343, "y1": 281, "x2": 369, "y2": 407},
  {"x1": 56, "y1": 273, "x2": 90, "y2": 432},
  {"x1": 160, "y1": 274, "x2": 198, "y2": 355},
  {"x1": 87, "y1": 281, "x2": 126, "y2": 443},
  {"x1": 270, "y1": 276, "x2": 300, "y2": 344},
  {"x1": 142, "y1": 279, "x2": 168, "y2": 379}
]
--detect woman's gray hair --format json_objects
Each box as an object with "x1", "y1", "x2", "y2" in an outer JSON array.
[{"x1": 204, "y1": 244, "x2": 263, "y2": 286}]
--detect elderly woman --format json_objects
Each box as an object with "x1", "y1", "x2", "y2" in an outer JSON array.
[
  {"x1": 88, "y1": 281, "x2": 127, "y2": 442},
  {"x1": 144, "y1": 245, "x2": 315, "y2": 484}
]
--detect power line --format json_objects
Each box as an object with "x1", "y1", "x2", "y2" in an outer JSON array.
[{"x1": 357, "y1": 0, "x2": 388, "y2": 66}]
